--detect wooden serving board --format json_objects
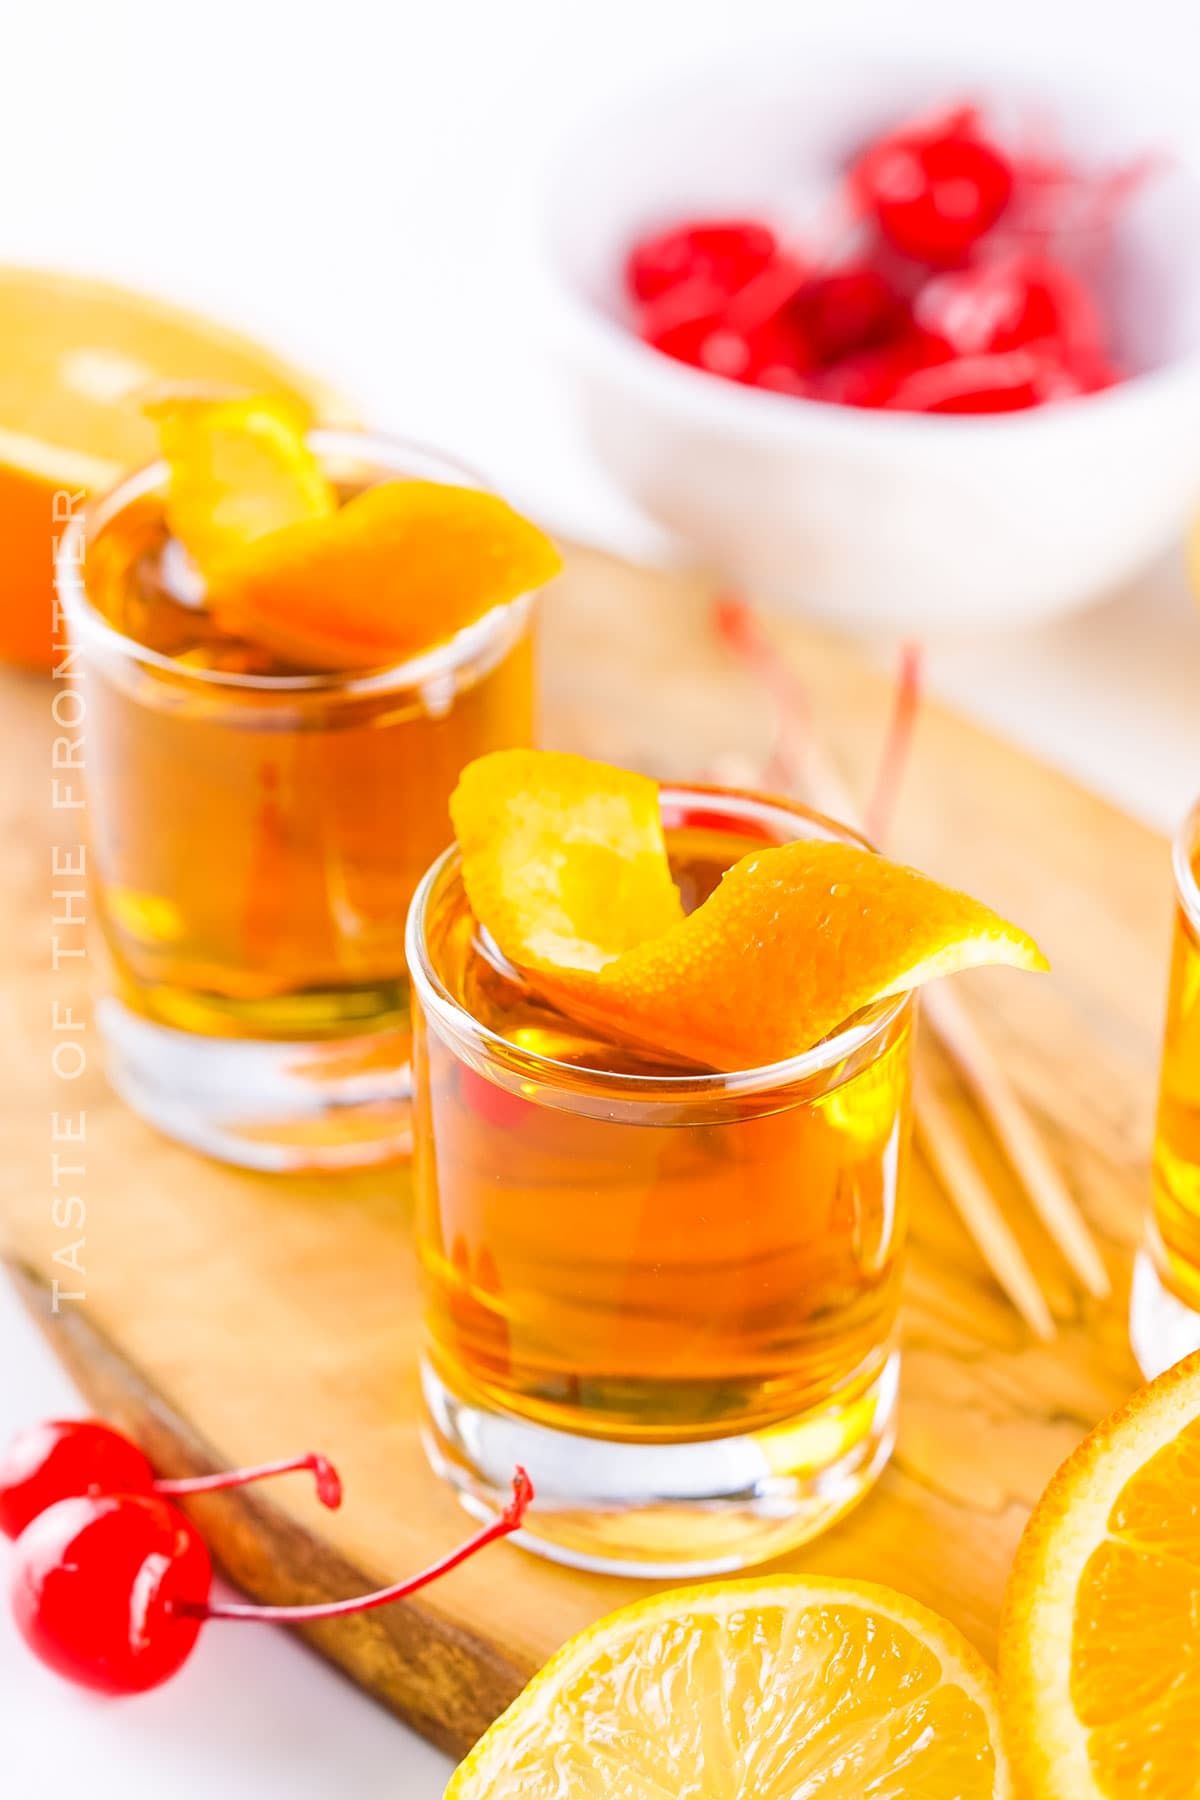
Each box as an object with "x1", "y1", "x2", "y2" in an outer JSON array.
[{"x1": 0, "y1": 549, "x2": 1171, "y2": 1758}]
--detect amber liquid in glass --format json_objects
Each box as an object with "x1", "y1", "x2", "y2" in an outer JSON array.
[
  {"x1": 415, "y1": 821, "x2": 913, "y2": 1446},
  {"x1": 80, "y1": 490, "x2": 534, "y2": 1044},
  {"x1": 1151, "y1": 866, "x2": 1200, "y2": 1313}
]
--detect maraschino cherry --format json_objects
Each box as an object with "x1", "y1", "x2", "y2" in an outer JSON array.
[
  {"x1": 0, "y1": 1418, "x2": 341, "y2": 1539},
  {"x1": 851, "y1": 105, "x2": 1014, "y2": 264},
  {"x1": 10, "y1": 1468, "x2": 533, "y2": 1695},
  {"x1": 913, "y1": 251, "x2": 1104, "y2": 361},
  {"x1": 625, "y1": 220, "x2": 777, "y2": 304},
  {"x1": 623, "y1": 99, "x2": 1149, "y2": 414}
]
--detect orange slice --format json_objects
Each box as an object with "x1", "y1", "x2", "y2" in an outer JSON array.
[
  {"x1": 452, "y1": 749, "x2": 1046, "y2": 1069},
  {"x1": 999, "y1": 1349, "x2": 1200, "y2": 1799},
  {"x1": 204, "y1": 478, "x2": 562, "y2": 671},
  {"x1": 146, "y1": 389, "x2": 335, "y2": 576},
  {"x1": 447, "y1": 1576, "x2": 1012, "y2": 1798},
  {"x1": 0, "y1": 267, "x2": 351, "y2": 670}
]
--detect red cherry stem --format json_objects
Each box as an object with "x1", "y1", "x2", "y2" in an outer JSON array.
[
  {"x1": 184, "y1": 1468, "x2": 533, "y2": 1624},
  {"x1": 712, "y1": 595, "x2": 817, "y2": 796},
  {"x1": 1012, "y1": 148, "x2": 1163, "y2": 240},
  {"x1": 712, "y1": 594, "x2": 921, "y2": 847},
  {"x1": 721, "y1": 193, "x2": 861, "y2": 339},
  {"x1": 155, "y1": 1452, "x2": 343, "y2": 1511},
  {"x1": 722, "y1": 253, "x2": 810, "y2": 337},
  {"x1": 864, "y1": 641, "x2": 923, "y2": 846}
]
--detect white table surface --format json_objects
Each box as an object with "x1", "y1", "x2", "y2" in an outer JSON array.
[{"x1": 5, "y1": 0, "x2": 1200, "y2": 1787}]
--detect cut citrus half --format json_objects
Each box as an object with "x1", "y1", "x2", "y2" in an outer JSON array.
[
  {"x1": 0, "y1": 267, "x2": 351, "y2": 669},
  {"x1": 452, "y1": 749, "x2": 1046, "y2": 1069},
  {"x1": 999, "y1": 1349, "x2": 1200, "y2": 1799},
  {"x1": 447, "y1": 1577, "x2": 1012, "y2": 1798},
  {"x1": 206, "y1": 478, "x2": 562, "y2": 671},
  {"x1": 146, "y1": 389, "x2": 335, "y2": 577}
]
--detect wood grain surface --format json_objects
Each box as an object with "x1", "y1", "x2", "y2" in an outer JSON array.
[{"x1": 0, "y1": 549, "x2": 1172, "y2": 1757}]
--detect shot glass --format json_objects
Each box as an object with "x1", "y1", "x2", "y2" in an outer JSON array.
[
  {"x1": 407, "y1": 786, "x2": 914, "y2": 1576},
  {"x1": 1132, "y1": 799, "x2": 1200, "y2": 1375},
  {"x1": 56, "y1": 433, "x2": 538, "y2": 1170}
]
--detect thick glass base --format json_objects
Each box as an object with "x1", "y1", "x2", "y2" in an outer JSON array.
[
  {"x1": 421, "y1": 1350, "x2": 899, "y2": 1578},
  {"x1": 98, "y1": 999, "x2": 412, "y2": 1171},
  {"x1": 1130, "y1": 1248, "x2": 1200, "y2": 1379}
]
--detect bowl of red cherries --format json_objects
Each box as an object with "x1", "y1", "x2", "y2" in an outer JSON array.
[{"x1": 542, "y1": 56, "x2": 1200, "y2": 631}]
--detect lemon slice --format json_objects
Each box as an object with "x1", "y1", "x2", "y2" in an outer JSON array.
[{"x1": 448, "y1": 1577, "x2": 1011, "y2": 1798}]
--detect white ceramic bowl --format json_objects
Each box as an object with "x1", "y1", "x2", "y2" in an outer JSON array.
[{"x1": 541, "y1": 54, "x2": 1200, "y2": 634}]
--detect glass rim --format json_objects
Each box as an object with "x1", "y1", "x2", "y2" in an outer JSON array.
[
  {"x1": 54, "y1": 426, "x2": 541, "y2": 697},
  {"x1": 1174, "y1": 799, "x2": 1200, "y2": 930},
  {"x1": 404, "y1": 782, "x2": 913, "y2": 1100}
]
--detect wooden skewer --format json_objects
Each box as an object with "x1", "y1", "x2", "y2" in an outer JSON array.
[
  {"x1": 794, "y1": 714, "x2": 1107, "y2": 1307},
  {"x1": 921, "y1": 986, "x2": 1110, "y2": 1299},
  {"x1": 713, "y1": 744, "x2": 1058, "y2": 1335},
  {"x1": 914, "y1": 1071, "x2": 1055, "y2": 1341},
  {"x1": 712, "y1": 596, "x2": 1109, "y2": 1322}
]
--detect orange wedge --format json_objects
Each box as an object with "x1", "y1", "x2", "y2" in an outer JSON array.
[
  {"x1": 452, "y1": 749, "x2": 1046, "y2": 1069},
  {"x1": 0, "y1": 267, "x2": 351, "y2": 669},
  {"x1": 204, "y1": 478, "x2": 562, "y2": 670},
  {"x1": 146, "y1": 389, "x2": 335, "y2": 576},
  {"x1": 999, "y1": 1349, "x2": 1200, "y2": 1799},
  {"x1": 447, "y1": 1576, "x2": 1012, "y2": 1798}
]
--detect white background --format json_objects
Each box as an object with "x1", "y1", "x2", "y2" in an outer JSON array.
[{"x1": 5, "y1": 0, "x2": 1200, "y2": 1790}]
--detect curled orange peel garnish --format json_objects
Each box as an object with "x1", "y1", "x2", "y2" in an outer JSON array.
[
  {"x1": 149, "y1": 395, "x2": 561, "y2": 669},
  {"x1": 145, "y1": 390, "x2": 335, "y2": 579},
  {"x1": 452, "y1": 749, "x2": 1048, "y2": 1071},
  {"x1": 208, "y1": 479, "x2": 562, "y2": 670},
  {"x1": 452, "y1": 750, "x2": 684, "y2": 971}
]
